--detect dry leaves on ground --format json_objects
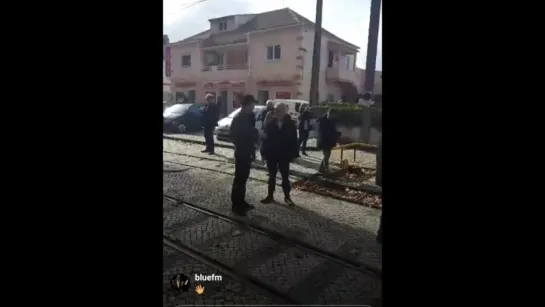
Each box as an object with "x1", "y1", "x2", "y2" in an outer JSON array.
[{"x1": 293, "y1": 180, "x2": 382, "y2": 209}]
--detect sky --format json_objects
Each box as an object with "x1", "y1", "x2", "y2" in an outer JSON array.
[{"x1": 163, "y1": 0, "x2": 382, "y2": 71}]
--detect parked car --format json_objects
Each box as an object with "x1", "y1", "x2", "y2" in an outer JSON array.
[
  {"x1": 163, "y1": 103, "x2": 204, "y2": 133},
  {"x1": 215, "y1": 105, "x2": 266, "y2": 141}
]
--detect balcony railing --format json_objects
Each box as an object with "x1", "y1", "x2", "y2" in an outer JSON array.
[
  {"x1": 201, "y1": 64, "x2": 248, "y2": 72},
  {"x1": 201, "y1": 38, "x2": 248, "y2": 48}
]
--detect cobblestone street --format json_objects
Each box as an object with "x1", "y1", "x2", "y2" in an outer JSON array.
[{"x1": 163, "y1": 139, "x2": 382, "y2": 306}]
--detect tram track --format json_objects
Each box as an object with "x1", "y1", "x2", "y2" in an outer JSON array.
[
  {"x1": 163, "y1": 194, "x2": 382, "y2": 278},
  {"x1": 163, "y1": 150, "x2": 382, "y2": 208},
  {"x1": 163, "y1": 237, "x2": 298, "y2": 305}
]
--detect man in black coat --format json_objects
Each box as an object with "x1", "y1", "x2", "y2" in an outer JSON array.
[
  {"x1": 317, "y1": 108, "x2": 341, "y2": 173},
  {"x1": 297, "y1": 104, "x2": 312, "y2": 156},
  {"x1": 230, "y1": 95, "x2": 259, "y2": 216},
  {"x1": 261, "y1": 103, "x2": 299, "y2": 206},
  {"x1": 201, "y1": 94, "x2": 220, "y2": 154}
]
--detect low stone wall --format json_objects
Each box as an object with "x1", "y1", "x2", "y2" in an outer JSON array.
[{"x1": 338, "y1": 126, "x2": 381, "y2": 146}]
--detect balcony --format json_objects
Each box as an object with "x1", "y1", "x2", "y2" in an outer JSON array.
[
  {"x1": 326, "y1": 67, "x2": 360, "y2": 86},
  {"x1": 200, "y1": 64, "x2": 248, "y2": 81}
]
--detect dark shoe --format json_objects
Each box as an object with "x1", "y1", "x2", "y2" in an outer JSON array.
[
  {"x1": 284, "y1": 197, "x2": 295, "y2": 206},
  {"x1": 201, "y1": 149, "x2": 210, "y2": 153},
  {"x1": 232, "y1": 203, "x2": 254, "y2": 216},
  {"x1": 260, "y1": 196, "x2": 274, "y2": 204},
  {"x1": 231, "y1": 206, "x2": 247, "y2": 216},
  {"x1": 242, "y1": 202, "x2": 255, "y2": 210},
  {"x1": 302, "y1": 151, "x2": 308, "y2": 156},
  {"x1": 208, "y1": 151, "x2": 215, "y2": 155}
]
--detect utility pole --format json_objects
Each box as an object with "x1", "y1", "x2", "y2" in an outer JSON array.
[
  {"x1": 308, "y1": 0, "x2": 323, "y2": 105},
  {"x1": 361, "y1": 0, "x2": 381, "y2": 143}
]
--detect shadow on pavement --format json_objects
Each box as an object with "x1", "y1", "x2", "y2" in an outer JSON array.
[
  {"x1": 248, "y1": 200, "x2": 382, "y2": 304},
  {"x1": 293, "y1": 157, "x2": 322, "y2": 170}
]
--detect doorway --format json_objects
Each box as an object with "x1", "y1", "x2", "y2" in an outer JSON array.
[
  {"x1": 258, "y1": 90, "x2": 269, "y2": 105},
  {"x1": 218, "y1": 90, "x2": 228, "y2": 117}
]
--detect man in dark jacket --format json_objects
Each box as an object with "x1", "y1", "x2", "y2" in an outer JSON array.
[
  {"x1": 261, "y1": 103, "x2": 299, "y2": 206},
  {"x1": 297, "y1": 104, "x2": 312, "y2": 156},
  {"x1": 317, "y1": 108, "x2": 341, "y2": 173},
  {"x1": 201, "y1": 94, "x2": 220, "y2": 154},
  {"x1": 376, "y1": 136, "x2": 382, "y2": 245},
  {"x1": 230, "y1": 95, "x2": 259, "y2": 216}
]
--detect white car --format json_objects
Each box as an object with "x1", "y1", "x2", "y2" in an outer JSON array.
[{"x1": 215, "y1": 106, "x2": 267, "y2": 141}]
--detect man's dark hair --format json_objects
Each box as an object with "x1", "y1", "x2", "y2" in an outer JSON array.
[{"x1": 241, "y1": 94, "x2": 256, "y2": 107}]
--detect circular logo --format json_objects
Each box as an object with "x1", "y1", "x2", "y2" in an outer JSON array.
[{"x1": 170, "y1": 273, "x2": 190, "y2": 292}]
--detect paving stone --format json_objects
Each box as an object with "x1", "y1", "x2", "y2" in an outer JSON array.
[
  {"x1": 163, "y1": 245, "x2": 281, "y2": 306},
  {"x1": 163, "y1": 167, "x2": 382, "y2": 270}
]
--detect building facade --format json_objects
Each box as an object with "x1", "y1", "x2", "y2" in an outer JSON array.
[
  {"x1": 163, "y1": 35, "x2": 173, "y2": 103},
  {"x1": 168, "y1": 8, "x2": 380, "y2": 115}
]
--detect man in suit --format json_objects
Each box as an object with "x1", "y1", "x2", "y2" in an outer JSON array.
[
  {"x1": 317, "y1": 108, "x2": 341, "y2": 173},
  {"x1": 201, "y1": 94, "x2": 220, "y2": 154},
  {"x1": 261, "y1": 103, "x2": 299, "y2": 206},
  {"x1": 230, "y1": 95, "x2": 259, "y2": 216},
  {"x1": 297, "y1": 104, "x2": 313, "y2": 156}
]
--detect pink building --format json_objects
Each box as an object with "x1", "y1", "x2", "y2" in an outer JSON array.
[{"x1": 168, "y1": 8, "x2": 377, "y2": 116}]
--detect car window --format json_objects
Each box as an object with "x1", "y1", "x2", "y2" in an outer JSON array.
[
  {"x1": 228, "y1": 108, "x2": 241, "y2": 118},
  {"x1": 295, "y1": 103, "x2": 301, "y2": 113},
  {"x1": 188, "y1": 104, "x2": 202, "y2": 116},
  {"x1": 163, "y1": 103, "x2": 192, "y2": 116}
]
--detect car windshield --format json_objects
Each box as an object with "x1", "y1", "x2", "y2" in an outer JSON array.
[
  {"x1": 227, "y1": 108, "x2": 241, "y2": 118},
  {"x1": 164, "y1": 104, "x2": 192, "y2": 116},
  {"x1": 227, "y1": 107, "x2": 264, "y2": 118}
]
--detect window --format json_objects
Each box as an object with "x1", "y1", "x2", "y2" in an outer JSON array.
[
  {"x1": 328, "y1": 51, "x2": 334, "y2": 68},
  {"x1": 187, "y1": 90, "x2": 196, "y2": 103},
  {"x1": 344, "y1": 56, "x2": 350, "y2": 70},
  {"x1": 266, "y1": 45, "x2": 281, "y2": 60},
  {"x1": 219, "y1": 21, "x2": 227, "y2": 31},
  {"x1": 181, "y1": 55, "x2": 191, "y2": 67},
  {"x1": 216, "y1": 54, "x2": 224, "y2": 65},
  {"x1": 188, "y1": 104, "x2": 202, "y2": 116}
]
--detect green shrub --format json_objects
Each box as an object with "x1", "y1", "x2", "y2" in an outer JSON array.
[{"x1": 310, "y1": 102, "x2": 382, "y2": 129}]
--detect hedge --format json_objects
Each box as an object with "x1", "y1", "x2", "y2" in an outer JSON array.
[{"x1": 310, "y1": 102, "x2": 382, "y2": 129}]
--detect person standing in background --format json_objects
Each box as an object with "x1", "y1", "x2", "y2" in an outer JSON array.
[
  {"x1": 261, "y1": 103, "x2": 298, "y2": 206},
  {"x1": 317, "y1": 108, "x2": 341, "y2": 173},
  {"x1": 297, "y1": 104, "x2": 312, "y2": 156},
  {"x1": 230, "y1": 95, "x2": 259, "y2": 216},
  {"x1": 201, "y1": 93, "x2": 220, "y2": 154}
]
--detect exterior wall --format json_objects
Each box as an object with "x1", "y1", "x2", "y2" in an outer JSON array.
[
  {"x1": 248, "y1": 27, "x2": 300, "y2": 79},
  {"x1": 357, "y1": 70, "x2": 382, "y2": 95},
  {"x1": 170, "y1": 42, "x2": 202, "y2": 80},
  {"x1": 169, "y1": 23, "x2": 372, "y2": 107},
  {"x1": 300, "y1": 28, "x2": 315, "y2": 101}
]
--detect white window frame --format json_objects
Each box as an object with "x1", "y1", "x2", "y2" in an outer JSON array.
[
  {"x1": 266, "y1": 44, "x2": 281, "y2": 61},
  {"x1": 181, "y1": 54, "x2": 191, "y2": 67},
  {"x1": 219, "y1": 21, "x2": 227, "y2": 31}
]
